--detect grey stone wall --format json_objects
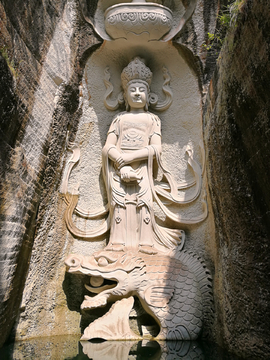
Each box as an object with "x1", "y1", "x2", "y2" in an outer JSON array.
[
  {"x1": 203, "y1": 0, "x2": 270, "y2": 358},
  {"x1": 0, "y1": 0, "x2": 101, "y2": 347}
]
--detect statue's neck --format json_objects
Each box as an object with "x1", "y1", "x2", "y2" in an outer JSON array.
[{"x1": 129, "y1": 108, "x2": 146, "y2": 114}]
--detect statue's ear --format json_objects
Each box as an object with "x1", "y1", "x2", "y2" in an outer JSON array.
[
  {"x1": 144, "y1": 282, "x2": 174, "y2": 308},
  {"x1": 118, "y1": 91, "x2": 125, "y2": 106}
]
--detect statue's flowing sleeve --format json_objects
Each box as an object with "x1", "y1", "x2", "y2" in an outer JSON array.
[
  {"x1": 150, "y1": 114, "x2": 161, "y2": 139},
  {"x1": 107, "y1": 115, "x2": 120, "y2": 137},
  {"x1": 102, "y1": 115, "x2": 121, "y2": 209}
]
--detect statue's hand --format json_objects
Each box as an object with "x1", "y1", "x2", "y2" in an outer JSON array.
[
  {"x1": 120, "y1": 166, "x2": 141, "y2": 182},
  {"x1": 115, "y1": 153, "x2": 133, "y2": 169}
]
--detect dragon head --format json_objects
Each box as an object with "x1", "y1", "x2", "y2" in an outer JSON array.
[{"x1": 65, "y1": 250, "x2": 147, "y2": 308}]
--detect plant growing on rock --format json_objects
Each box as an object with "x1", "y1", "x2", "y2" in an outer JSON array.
[{"x1": 202, "y1": 0, "x2": 246, "y2": 54}]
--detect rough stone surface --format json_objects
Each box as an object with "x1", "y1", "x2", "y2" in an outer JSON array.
[
  {"x1": 0, "y1": 0, "x2": 65, "y2": 347},
  {"x1": 175, "y1": 0, "x2": 220, "y2": 95},
  {"x1": 1, "y1": 335, "x2": 80, "y2": 359},
  {"x1": 1, "y1": 0, "x2": 269, "y2": 359},
  {"x1": 0, "y1": 0, "x2": 101, "y2": 347},
  {"x1": 203, "y1": 0, "x2": 270, "y2": 358}
]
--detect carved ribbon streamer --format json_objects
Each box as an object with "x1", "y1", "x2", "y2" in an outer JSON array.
[
  {"x1": 103, "y1": 67, "x2": 125, "y2": 111},
  {"x1": 148, "y1": 146, "x2": 208, "y2": 225},
  {"x1": 64, "y1": 194, "x2": 110, "y2": 239},
  {"x1": 65, "y1": 193, "x2": 109, "y2": 219},
  {"x1": 154, "y1": 146, "x2": 202, "y2": 204},
  {"x1": 62, "y1": 147, "x2": 110, "y2": 239},
  {"x1": 152, "y1": 213, "x2": 185, "y2": 250},
  {"x1": 62, "y1": 146, "x2": 109, "y2": 219},
  {"x1": 150, "y1": 67, "x2": 173, "y2": 112},
  {"x1": 60, "y1": 145, "x2": 80, "y2": 195}
]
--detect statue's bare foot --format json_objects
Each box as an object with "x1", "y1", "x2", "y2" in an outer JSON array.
[
  {"x1": 105, "y1": 243, "x2": 125, "y2": 252},
  {"x1": 138, "y1": 244, "x2": 158, "y2": 255},
  {"x1": 81, "y1": 295, "x2": 107, "y2": 310}
]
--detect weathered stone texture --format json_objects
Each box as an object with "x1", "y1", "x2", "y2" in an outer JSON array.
[
  {"x1": 0, "y1": 0, "x2": 100, "y2": 347},
  {"x1": 175, "y1": 0, "x2": 220, "y2": 94},
  {"x1": 203, "y1": 0, "x2": 270, "y2": 358},
  {"x1": 0, "y1": 1, "x2": 58, "y2": 347},
  {"x1": 1, "y1": 335, "x2": 80, "y2": 359}
]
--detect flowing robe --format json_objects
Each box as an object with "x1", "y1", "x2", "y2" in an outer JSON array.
[
  {"x1": 102, "y1": 111, "x2": 186, "y2": 254},
  {"x1": 103, "y1": 112, "x2": 161, "y2": 251}
]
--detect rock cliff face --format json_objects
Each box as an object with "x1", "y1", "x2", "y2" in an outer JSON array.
[
  {"x1": 203, "y1": 0, "x2": 270, "y2": 358},
  {"x1": 0, "y1": 0, "x2": 101, "y2": 347},
  {"x1": 0, "y1": 0, "x2": 269, "y2": 358},
  {"x1": 0, "y1": 0, "x2": 65, "y2": 347}
]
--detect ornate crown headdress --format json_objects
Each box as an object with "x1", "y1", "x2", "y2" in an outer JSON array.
[{"x1": 121, "y1": 57, "x2": 152, "y2": 91}]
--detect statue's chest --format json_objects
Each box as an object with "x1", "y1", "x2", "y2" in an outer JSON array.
[{"x1": 119, "y1": 120, "x2": 152, "y2": 150}]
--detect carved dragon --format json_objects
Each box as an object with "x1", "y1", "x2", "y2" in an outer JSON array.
[{"x1": 65, "y1": 249, "x2": 213, "y2": 341}]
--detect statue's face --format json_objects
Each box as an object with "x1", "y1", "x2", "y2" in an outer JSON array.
[{"x1": 126, "y1": 81, "x2": 148, "y2": 110}]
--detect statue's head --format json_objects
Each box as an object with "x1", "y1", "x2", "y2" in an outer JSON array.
[{"x1": 121, "y1": 57, "x2": 152, "y2": 111}]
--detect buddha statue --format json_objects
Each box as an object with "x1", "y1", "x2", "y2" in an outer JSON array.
[{"x1": 102, "y1": 57, "x2": 184, "y2": 254}]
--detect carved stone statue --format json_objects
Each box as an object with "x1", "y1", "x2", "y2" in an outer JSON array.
[
  {"x1": 65, "y1": 248, "x2": 213, "y2": 341},
  {"x1": 102, "y1": 57, "x2": 183, "y2": 254},
  {"x1": 64, "y1": 58, "x2": 212, "y2": 342},
  {"x1": 63, "y1": 58, "x2": 207, "y2": 252}
]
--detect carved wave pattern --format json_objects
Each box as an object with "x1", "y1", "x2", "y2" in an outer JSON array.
[
  {"x1": 105, "y1": 11, "x2": 172, "y2": 39},
  {"x1": 107, "y1": 12, "x2": 171, "y2": 25}
]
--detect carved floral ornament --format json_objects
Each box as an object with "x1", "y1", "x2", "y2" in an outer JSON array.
[{"x1": 63, "y1": 58, "x2": 213, "y2": 341}]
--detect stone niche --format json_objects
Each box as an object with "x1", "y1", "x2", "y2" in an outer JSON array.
[
  {"x1": 63, "y1": 0, "x2": 214, "y2": 342},
  {"x1": 68, "y1": 40, "x2": 207, "y2": 247},
  {"x1": 14, "y1": 0, "x2": 215, "y2": 344}
]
